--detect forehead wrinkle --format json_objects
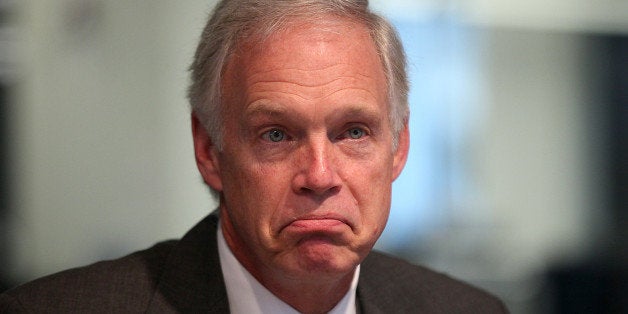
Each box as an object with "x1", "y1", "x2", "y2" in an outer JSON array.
[
  {"x1": 321, "y1": 86, "x2": 380, "y2": 103},
  {"x1": 247, "y1": 84, "x2": 378, "y2": 104},
  {"x1": 245, "y1": 85, "x2": 310, "y2": 102},
  {"x1": 246, "y1": 73, "x2": 380, "y2": 102},
  {"x1": 246, "y1": 64, "x2": 348, "y2": 78},
  {"x1": 248, "y1": 76, "x2": 352, "y2": 88},
  {"x1": 245, "y1": 68, "x2": 372, "y2": 86}
]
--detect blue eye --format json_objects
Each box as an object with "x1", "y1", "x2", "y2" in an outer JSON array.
[
  {"x1": 348, "y1": 128, "x2": 364, "y2": 139},
  {"x1": 264, "y1": 129, "x2": 285, "y2": 142}
]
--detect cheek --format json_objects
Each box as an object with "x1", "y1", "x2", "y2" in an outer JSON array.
[
  {"x1": 344, "y1": 158, "x2": 394, "y2": 218},
  {"x1": 220, "y1": 154, "x2": 292, "y2": 218}
]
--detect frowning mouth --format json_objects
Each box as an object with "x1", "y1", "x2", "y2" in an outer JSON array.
[
  {"x1": 281, "y1": 215, "x2": 353, "y2": 235},
  {"x1": 289, "y1": 218, "x2": 345, "y2": 229}
]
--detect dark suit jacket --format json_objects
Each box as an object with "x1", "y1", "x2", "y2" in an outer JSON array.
[{"x1": 1, "y1": 213, "x2": 507, "y2": 313}]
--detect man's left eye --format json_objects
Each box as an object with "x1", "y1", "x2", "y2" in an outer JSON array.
[
  {"x1": 262, "y1": 129, "x2": 286, "y2": 142},
  {"x1": 346, "y1": 128, "x2": 365, "y2": 139}
]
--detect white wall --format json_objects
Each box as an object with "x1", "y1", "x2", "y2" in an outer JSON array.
[
  {"x1": 479, "y1": 29, "x2": 593, "y2": 278},
  {"x1": 9, "y1": 0, "x2": 217, "y2": 281}
]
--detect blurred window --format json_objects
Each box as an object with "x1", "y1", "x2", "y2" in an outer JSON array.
[{"x1": 372, "y1": 3, "x2": 486, "y2": 252}]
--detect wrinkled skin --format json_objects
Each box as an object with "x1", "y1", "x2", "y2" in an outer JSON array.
[{"x1": 192, "y1": 17, "x2": 409, "y2": 313}]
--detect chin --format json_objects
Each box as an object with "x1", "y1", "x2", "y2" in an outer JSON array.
[{"x1": 292, "y1": 241, "x2": 361, "y2": 275}]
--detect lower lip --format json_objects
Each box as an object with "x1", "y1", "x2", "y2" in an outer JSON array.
[{"x1": 285, "y1": 219, "x2": 348, "y2": 233}]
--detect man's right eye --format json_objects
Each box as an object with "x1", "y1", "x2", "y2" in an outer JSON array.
[{"x1": 262, "y1": 129, "x2": 285, "y2": 142}]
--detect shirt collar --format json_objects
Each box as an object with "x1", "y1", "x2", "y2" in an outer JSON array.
[{"x1": 217, "y1": 221, "x2": 359, "y2": 314}]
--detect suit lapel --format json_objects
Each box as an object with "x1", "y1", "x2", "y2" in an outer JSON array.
[
  {"x1": 357, "y1": 271, "x2": 386, "y2": 314},
  {"x1": 356, "y1": 252, "x2": 403, "y2": 314},
  {"x1": 146, "y1": 212, "x2": 230, "y2": 313}
]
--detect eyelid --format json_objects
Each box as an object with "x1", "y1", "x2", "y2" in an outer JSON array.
[{"x1": 338, "y1": 124, "x2": 370, "y2": 140}]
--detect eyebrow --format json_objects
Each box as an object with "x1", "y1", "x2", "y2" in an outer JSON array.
[
  {"x1": 325, "y1": 105, "x2": 383, "y2": 125},
  {"x1": 243, "y1": 100, "x2": 384, "y2": 128},
  {"x1": 243, "y1": 101, "x2": 291, "y2": 122}
]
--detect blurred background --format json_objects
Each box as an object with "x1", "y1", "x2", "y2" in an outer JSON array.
[{"x1": 0, "y1": 0, "x2": 626, "y2": 313}]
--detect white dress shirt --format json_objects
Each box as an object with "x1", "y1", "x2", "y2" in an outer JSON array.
[{"x1": 217, "y1": 222, "x2": 359, "y2": 314}]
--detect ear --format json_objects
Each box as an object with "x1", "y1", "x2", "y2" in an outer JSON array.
[
  {"x1": 192, "y1": 114, "x2": 223, "y2": 191},
  {"x1": 392, "y1": 123, "x2": 409, "y2": 181}
]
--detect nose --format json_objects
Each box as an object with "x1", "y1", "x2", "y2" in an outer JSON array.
[{"x1": 292, "y1": 137, "x2": 341, "y2": 196}]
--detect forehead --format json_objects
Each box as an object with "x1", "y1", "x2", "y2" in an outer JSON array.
[
  {"x1": 253, "y1": 19, "x2": 373, "y2": 64},
  {"x1": 223, "y1": 17, "x2": 386, "y2": 92}
]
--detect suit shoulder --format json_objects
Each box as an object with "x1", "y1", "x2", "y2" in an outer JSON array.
[
  {"x1": 359, "y1": 251, "x2": 508, "y2": 313},
  {"x1": 1, "y1": 240, "x2": 177, "y2": 312}
]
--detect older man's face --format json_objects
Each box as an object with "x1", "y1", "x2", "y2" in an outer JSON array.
[{"x1": 194, "y1": 18, "x2": 408, "y2": 283}]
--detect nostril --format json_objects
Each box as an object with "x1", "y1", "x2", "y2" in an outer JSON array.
[{"x1": 298, "y1": 184, "x2": 340, "y2": 197}]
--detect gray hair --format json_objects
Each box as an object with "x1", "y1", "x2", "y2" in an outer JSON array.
[{"x1": 188, "y1": 0, "x2": 409, "y2": 150}]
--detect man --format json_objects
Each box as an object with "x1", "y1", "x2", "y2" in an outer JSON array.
[{"x1": 1, "y1": 0, "x2": 507, "y2": 313}]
